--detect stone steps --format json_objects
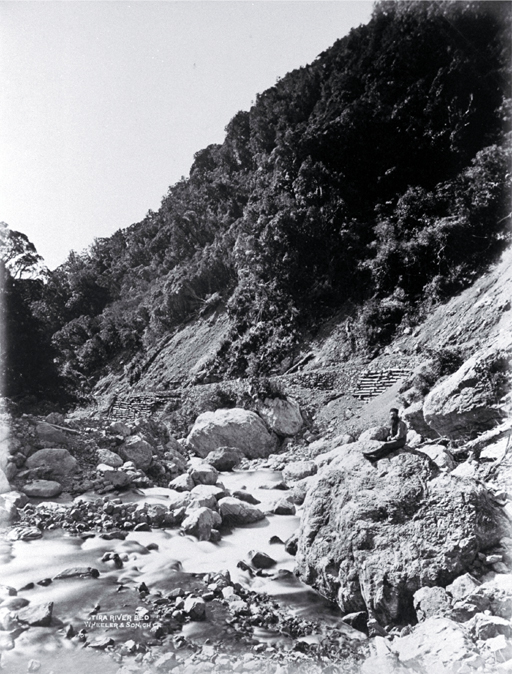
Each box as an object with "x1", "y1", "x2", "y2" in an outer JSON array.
[
  {"x1": 109, "y1": 391, "x2": 182, "y2": 421},
  {"x1": 353, "y1": 368, "x2": 410, "y2": 400}
]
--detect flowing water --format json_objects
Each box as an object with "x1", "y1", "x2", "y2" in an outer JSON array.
[{"x1": 0, "y1": 469, "x2": 344, "y2": 673}]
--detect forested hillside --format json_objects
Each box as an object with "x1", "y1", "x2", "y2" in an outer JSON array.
[{"x1": 2, "y1": 0, "x2": 510, "y2": 405}]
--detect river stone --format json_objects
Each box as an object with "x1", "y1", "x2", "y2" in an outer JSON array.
[
  {"x1": 188, "y1": 492, "x2": 217, "y2": 510},
  {"x1": 22, "y1": 480, "x2": 62, "y2": 498},
  {"x1": 0, "y1": 469, "x2": 10, "y2": 495},
  {"x1": 0, "y1": 632, "x2": 14, "y2": 651},
  {"x1": 184, "y1": 596, "x2": 205, "y2": 620},
  {"x1": 182, "y1": 507, "x2": 222, "y2": 541},
  {"x1": 53, "y1": 567, "x2": 100, "y2": 579},
  {"x1": 119, "y1": 435, "x2": 153, "y2": 470},
  {"x1": 394, "y1": 617, "x2": 482, "y2": 671},
  {"x1": 282, "y1": 460, "x2": 317, "y2": 482},
  {"x1": 0, "y1": 597, "x2": 29, "y2": 610},
  {"x1": 169, "y1": 473, "x2": 194, "y2": 492},
  {"x1": 205, "y1": 447, "x2": 244, "y2": 471},
  {"x1": 189, "y1": 463, "x2": 219, "y2": 486},
  {"x1": 97, "y1": 448, "x2": 123, "y2": 468},
  {"x1": 295, "y1": 441, "x2": 506, "y2": 626},
  {"x1": 248, "y1": 550, "x2": 277, "y2": 569},
  {"x1": 0, "y1": 586, "x2": 16, "y2": 599},
  {"x1": 256, "y1": 396, "x2": 303, "y2": 436},
  {"x1": 25, "y1": 448, "x2": 77, "y2": 480},
  {"x1": 231, "y1": 490, "x2": 260, "y2": 505},
  {"x1": 8, "y1": 525, "x2": 43, "y2": 541},
  {"x1": 191, "y1": 484, "x2": 226, "y2": 501},
  {"x1": 218, "y1": 497, "x2": 265, "y2": 525},
  {"x1": 187, "y1": 408, "x2": 279, "y2": 459},
  {"x1": 167, "y1": 490, "x2": 193, "y2": 511},
  {"x1": 423, "y1": 341, "x2": 511, "y2": 439},
  {"x1": 269, "y1": 498, "x2": 296, "y2": 515},
  {"x1": 102, "y1": 470, "x2": 130, "y2": 489},
  {"x1": 0, "y1": 606, "x2": 19, "y2": 633},
  {"x1": 35, "y1": 422, "x2": 69, "y2": 446},
  {"x1": 17, "y1": 602, "x2": 53, "y2": 627}
]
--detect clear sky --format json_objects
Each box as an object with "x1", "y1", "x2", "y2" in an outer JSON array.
[{"x1": 1, "y1": 1, "x2": 373, "y2": 270}]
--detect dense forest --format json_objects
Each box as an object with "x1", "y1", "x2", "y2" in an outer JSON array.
[{"x1": 1, "y1": 0, "x2": 511, "y2": 405}]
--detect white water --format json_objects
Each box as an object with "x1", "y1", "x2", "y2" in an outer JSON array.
[{"x1": 0, "y1": 469, "x2": 344, "y2": 673}]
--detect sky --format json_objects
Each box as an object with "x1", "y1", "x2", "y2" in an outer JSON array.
[{"x1": 0, "y1": 1, "x2": 374, "y2": 270}]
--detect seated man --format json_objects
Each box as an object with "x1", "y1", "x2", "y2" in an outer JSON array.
[{"x1": 363, "y1": 408, "x2": 408, "y2": 460}]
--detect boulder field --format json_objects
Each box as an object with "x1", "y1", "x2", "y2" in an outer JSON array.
[{"x1": 295, "y1": 441, "x2": 509, "y2": 627}]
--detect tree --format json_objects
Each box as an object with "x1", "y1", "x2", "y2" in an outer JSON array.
[{"x1": 0, "y1": 222, "x2": 45, "y2": 279}]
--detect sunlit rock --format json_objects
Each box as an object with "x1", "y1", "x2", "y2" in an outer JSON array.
[{"x1": 187, "y1": 408, "x2": 279, "y2": 459}]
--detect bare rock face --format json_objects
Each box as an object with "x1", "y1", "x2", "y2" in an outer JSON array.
[
  {"x1": 256, "y1": 397, "x2": 303, "y2": 437},
  {"x1": 187, "y1": 409, "x2": 279, "y2": 459},
  {"x1": 295, "y1": 442, "x2": 506, "y2": 626},
  {"x1": 118, "y1": 435, "x2": 153, "y2": 470},
  {"x1": 25, "y1": 448, "x2": 77, "y2": 480},
  {"x1": 423, "y1": 342, "x2": 510, "y2": 439}
]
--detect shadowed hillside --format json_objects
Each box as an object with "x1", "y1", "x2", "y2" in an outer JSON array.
[{"x1": 2, "y1": 0, "x2": 510, "y2": 407}]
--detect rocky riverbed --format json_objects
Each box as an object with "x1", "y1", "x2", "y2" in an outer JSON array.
[{"x1": 1, "y1": 331, "x2": 512, "y2": 673}]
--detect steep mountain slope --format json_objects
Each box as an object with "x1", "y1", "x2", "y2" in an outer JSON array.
[{"x1": 2, "y1": 1, "x2": 510, "y2": 411}]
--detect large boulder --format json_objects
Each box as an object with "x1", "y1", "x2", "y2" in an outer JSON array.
[
  {"x1": 186, "y1": 409, "x2": 278, "y2": 459},
  {"x1": 423, "y1": 342, "x2": 510, "y2": 439},
  {"x1": 25, "y1": 448, "x2": 77, "y2": 480},
  {"x1": 256, "y1": 397, "x2": 303, "y2": 437},
  {"x1": 295, "y1": 442, "x2": 506, "y2": 626},
  {"x1": 118, "y1": 435, "x2": 153, "y2": 470}
]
